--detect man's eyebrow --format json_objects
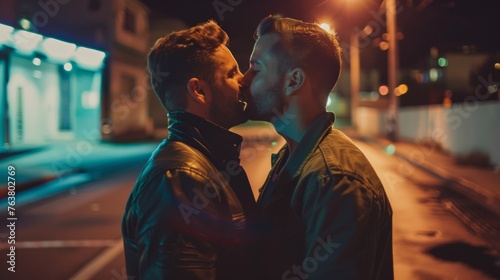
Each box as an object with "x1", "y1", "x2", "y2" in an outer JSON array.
[{"x1": 228, "y1": 65, "x2": 238, "y2": 73}]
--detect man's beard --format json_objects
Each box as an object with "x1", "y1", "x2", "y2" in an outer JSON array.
[
  {"x1": 209, "y1": 92, "x2": 248, "y2": 129},
  {"x1": 246, "y1": 84, "x2": 286, "y2": 122}
]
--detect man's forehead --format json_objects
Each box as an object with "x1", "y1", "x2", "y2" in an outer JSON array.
[{"x1": 214, "y1": 45, "x2": 237, "y2": 66}]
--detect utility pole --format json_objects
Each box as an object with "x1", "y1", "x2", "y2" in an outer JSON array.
[
  {"x1": 350, "y1": 32, "x2": 360, "y2": 129},
  {"x1": 386, "y1": 0, "x2": 399, "y2": 141}
]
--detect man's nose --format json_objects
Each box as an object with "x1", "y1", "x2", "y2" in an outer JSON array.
[
  {"x1": 241, "y1": 70, "x2": 253, "y2": 87},
  {"x1": 235, "y1": 70, "x2": 244, "y2": 81}
]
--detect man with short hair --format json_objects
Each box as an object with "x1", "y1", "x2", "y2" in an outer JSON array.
[
  {"x1": 242, "y1": 16, "x2": 394, "y2": 279},
  {"x1": 122, "y1": 20, "x2": 257, "y2": 279}
]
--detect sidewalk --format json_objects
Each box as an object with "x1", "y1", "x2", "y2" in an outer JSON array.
[
  {"x1": 0, "y1": 140, "x2": 158, "y2": 206},
  {"x1": 343, "y1": 129, "x2": 500, "y2": 217}
]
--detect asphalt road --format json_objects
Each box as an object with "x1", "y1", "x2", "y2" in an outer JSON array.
[{"x1": 0, "y1": 135, "x2": 498, "y2": 279}]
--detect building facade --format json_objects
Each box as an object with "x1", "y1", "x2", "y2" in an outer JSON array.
[{"x1": 0, "y1": 0, "x2": 152, "y2": 146}]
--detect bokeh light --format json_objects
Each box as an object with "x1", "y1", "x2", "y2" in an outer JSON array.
[
  {"x1": 385, "y1": 144, "x2": 396, "y2": 155},
  {"x1": 64, "y1": 62, "x2": 73, "y2": 71},
  {"x1": 379, "y1": 85, "x2": 389, "y2": 96},
  {"x1": 438, "y1": 57, "x2": 448, "y2": 67},
  {"x1": 379, "y1": 41, "x2": 389, "y2": 51},
  {"x1": 32, "y1": 57, "x2": 41, "y2": 66},
  {"x1": 429, "y1": 68, "x2": 439, "y2": 82},
  {"x1": 397, "y1": 84, "x2": 408, "y2": 95}
]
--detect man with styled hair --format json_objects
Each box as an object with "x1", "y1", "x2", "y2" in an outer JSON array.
[
  {"x1": 242, "y1": 16, "x2": 394, "y2": 279},
  {"x1": 122, "y1": 20, "x2": 257, "y2": 279}
]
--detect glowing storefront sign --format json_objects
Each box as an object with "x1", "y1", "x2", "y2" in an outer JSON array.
[
  {"x1": 42, "y1": 38, "x2": 76, "y2": 62},
  {"x1": 12, "y1": 30, "x2": 43, "y2": 53},
  {"x1": 0, "y1": 23, "x2": 106, "y2": 70},
  {"x1": 73, "y1": 47, "x2": 106, "y2": 69},
  {"x1": 0, "y1": 23, "x2": 14, "y2": 45}
]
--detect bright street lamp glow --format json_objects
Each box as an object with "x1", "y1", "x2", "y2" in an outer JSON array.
[{"x1": 319, "y1": 23, "x2": 331, "y2": 31}]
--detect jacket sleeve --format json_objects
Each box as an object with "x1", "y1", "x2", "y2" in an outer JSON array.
[
  {"x1": 127, "y1": 167, "x2": 244, "y2": 280},
  {"x1": 296, "y1": 174, "x2": 378, "y2": 280}
]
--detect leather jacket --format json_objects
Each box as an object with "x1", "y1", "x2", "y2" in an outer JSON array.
[
  {"x1": 257, "y1": 112, "x2": 394, "y2": 280},
  {"x1": 122, "y1": 111, "x2": 258, "y2": 280}
]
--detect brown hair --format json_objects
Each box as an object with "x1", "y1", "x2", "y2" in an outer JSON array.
[
  {"x1": 255, "y1": 16, "x2": 342, "y2": 95},
  {"x1": 147, "y1": 20, "x2": 229, "y2": 111}
]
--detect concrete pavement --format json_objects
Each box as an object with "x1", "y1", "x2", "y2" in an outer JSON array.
[
  {"x1": 0, "y1": 140, "x2": 158, "y2": 209},
  {"x1": 1, "y1": 126, "x2": 499, "y2": 217},
  {"x1": 344, "y1": 129, "x2": 500, "y2": 251},
  {"x1": 345, "y1": 131, "x2": 500, "y2": 216}
]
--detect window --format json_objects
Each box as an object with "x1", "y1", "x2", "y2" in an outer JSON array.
[
  {"x1": 59, "y1": 67, "x2": 72, "y2": 131},
  {"x1": 123, "y1": 8, "x2": 136, "y2": 34}
]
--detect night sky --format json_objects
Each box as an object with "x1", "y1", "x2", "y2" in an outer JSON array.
[{"x1": 140, "y1": 0, "x2": 500, "y2": 70}]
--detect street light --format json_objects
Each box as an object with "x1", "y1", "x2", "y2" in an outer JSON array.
[
  {"x1": 319, "y1": 23, "x2": 331, "y2": 31},
  {"x1": 319, "y1": 21, "x2": 360, "y2": 129},
  {"x1": 386, "y1": 0, "x2": 399, "y2": 141},
  {"x1": 319, "y1": 0, "x2": 384, "y2": 129}
]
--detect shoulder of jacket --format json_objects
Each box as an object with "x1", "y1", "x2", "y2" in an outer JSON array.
[
  {"x1": 305, "y1": 129, "x2": 377, "y2": 182},
  {"x1": 145, "y1": 141, "x2": 218, "y2": 180}
]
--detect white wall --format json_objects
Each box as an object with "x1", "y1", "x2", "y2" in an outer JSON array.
[{"x1": 356, "y1": 102, "x2": 500, "y2": 166}]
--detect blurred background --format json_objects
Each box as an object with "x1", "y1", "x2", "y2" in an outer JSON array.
[{"x1": 0, "y1": 0, "x2": 499, "y2": 279}]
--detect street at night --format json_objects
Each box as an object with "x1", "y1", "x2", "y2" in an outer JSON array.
[
  {"x1": 0, "y1": 126, "x2": 498, "y2": 279},
  {"x1": 1, "y1": 0, "x2": 499, "y2": 279}
]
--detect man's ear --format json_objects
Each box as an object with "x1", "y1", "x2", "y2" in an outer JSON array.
[
  {"x1": 187, "y1": 78, "x2": 209, "y2": 104},
  {"x1": 285, "y1": 68, "x2": 305, "y2": 96}
]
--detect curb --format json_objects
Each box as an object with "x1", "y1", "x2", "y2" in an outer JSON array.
[
  {"x1": 352, "y1": 134, "x2": 500, "y2": 217},
  {"x1": 393, "y1": 151, "x2": 500, "y2": 217},
  {"x1": 0, "y1": 175, "x2": 59, "y2": 200},
  {"x1": 0, "y1": 146, "x2": 47, "y2": 161}
]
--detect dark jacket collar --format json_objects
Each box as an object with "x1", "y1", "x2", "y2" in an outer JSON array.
[
  {"x1": 166, "y1": 111, "x2": 243, "y2": 169},
  {"x1": 283, "y1": 112, "x2": 334, "y2": 177},
  {"x1": 258, "y1": 112, "x2": 335, "y2": 207}
]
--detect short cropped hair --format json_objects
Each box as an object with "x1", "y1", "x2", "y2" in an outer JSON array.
[
  {"x1": 147, "y1": 20, "x2": 229, "y2": 111},
  {"x1": 255, "y1": 16, "x2": 342, "y2": 95}
]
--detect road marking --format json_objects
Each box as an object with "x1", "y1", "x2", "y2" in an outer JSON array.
[
  {"x1": 69, "y1": 239, "x2": 123, "y2": 280},
  {"x1": 0, "y1": 239, "x2": 116, "y2": 249}
]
